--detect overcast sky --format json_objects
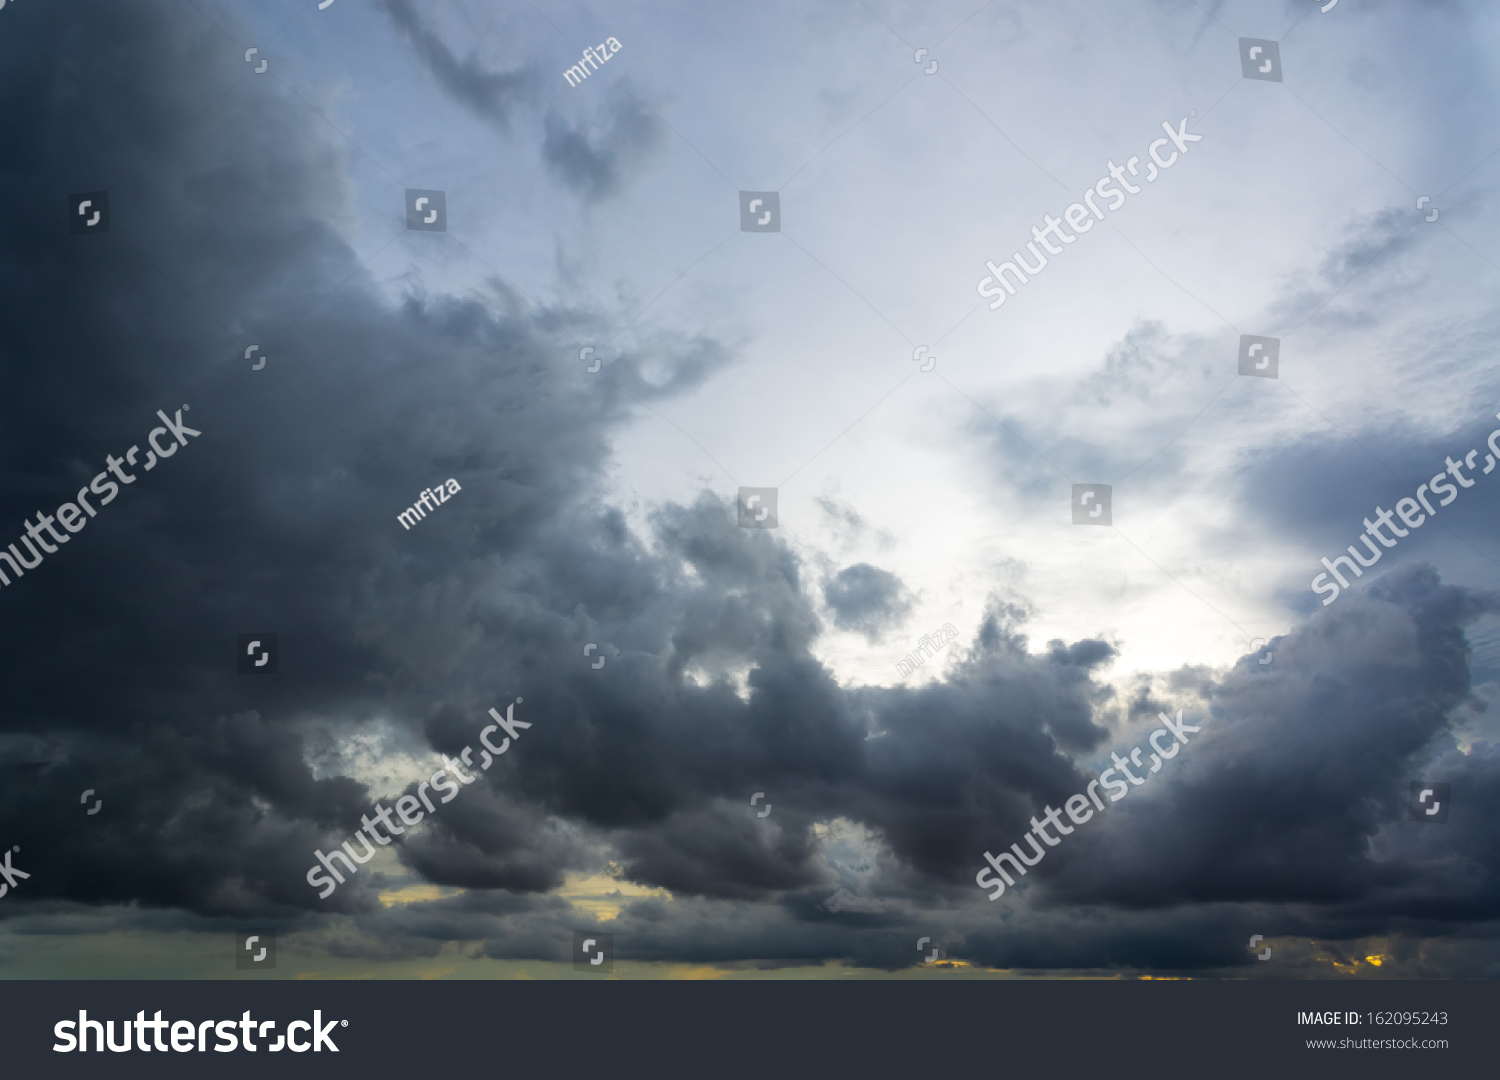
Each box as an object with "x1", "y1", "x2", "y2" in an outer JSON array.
[{"x1": 1, "y1": 0, "x2": 1498, "y2": 979}]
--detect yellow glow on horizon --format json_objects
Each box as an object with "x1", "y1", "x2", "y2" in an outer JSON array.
[
  {"x1": 556, "y1": 868, "x2": 673, "y2": 921},
  {"x1": 378, "y1": 883, "x2": 461, "y2": 906}
]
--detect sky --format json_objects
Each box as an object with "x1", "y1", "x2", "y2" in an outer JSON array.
[{"x1": 1, "y1": 0, "x2": 1498, "y2": 979}]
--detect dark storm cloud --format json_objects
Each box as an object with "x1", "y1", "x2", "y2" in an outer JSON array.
[
  {"x1": 397, "y1": 561, "x2": 1487, "y2": 974},
  {"x1": 459, "y1": 586, "x2": 1117, "y2": 903},
  {"x1": 464, "y1": 561, "x2": 1493, "y2": 974},
  {"x1": 397, "y1": 784, "x2": 575, "y2": 894},
  {"x1": 1234, "y1": 408, "x2": 1500, "y2": 609},
  {"x1": 612, "y1": 801, "x2": 828, "y2": 901},
  {"x1": 951, "y1": 565, "x2": 1500, "y2": 971},
  {"x1": 0, "y1": 0, "x2": 718, "y2": 921},
  {"x1": 4, "y1": 0, "x2": 1500, "y2": 979},
  {"x1": 822, "y1": 562, "x2": 912, "y2": 639}
]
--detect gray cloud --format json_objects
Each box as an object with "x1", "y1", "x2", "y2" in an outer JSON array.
[
  {"x1": 2, "y1": 0, "x2": 1498, "y2": 981},
  {"x1": 379, "y1": 0, "x2": 665, "y2": 203},
  {"x1": 822, "y1": 562, "x2": 912, "y2": 640},
  {"x1": 540, "y1": 96, "x2": 667, "y2": 203},
  {"x1": 381, "y1": 0, "x2": 533, "y2": 133}
]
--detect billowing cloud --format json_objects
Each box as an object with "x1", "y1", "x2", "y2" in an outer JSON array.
[
  {"x1": 822, "y1": 562, "x2": 912, "y2": 639},
  {"x1": 1, "y1": 0, "x2": 1497, "y2": 982}
]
